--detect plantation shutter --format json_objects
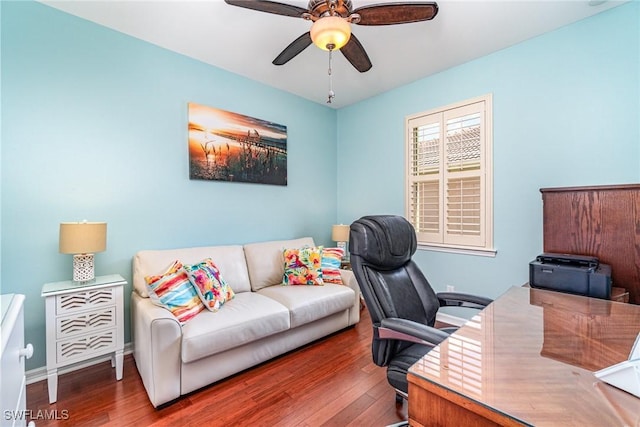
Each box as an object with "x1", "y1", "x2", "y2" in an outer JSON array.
[
  {"x1": 406, "y1": 96, "x2": 491, "y2": 250},
  {"x1": 443, "y1": 102, "x2": 485, "y2": 247},
  {"x1": 407, "y1": 113, "x2": 443, "y2": 243}
]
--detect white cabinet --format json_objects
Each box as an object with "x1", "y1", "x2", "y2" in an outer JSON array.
[
  {"x1": 41, "y1": 275, "x2": 125, "y2": 404},
  {"x1": 1, "y1": 294, "x2": 34, "y2": 427}
]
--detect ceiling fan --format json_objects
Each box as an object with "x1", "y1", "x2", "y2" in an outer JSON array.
[{"x1": 224, "y1": 0, "x2": 439, "y2": 73}]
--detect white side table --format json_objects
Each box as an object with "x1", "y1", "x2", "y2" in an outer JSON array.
[{"x1": 41, "y1": 274, "x2": 126, "y2": 404}]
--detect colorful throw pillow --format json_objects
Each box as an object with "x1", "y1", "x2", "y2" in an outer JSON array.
[
  {"x1": 145, "y1": 260, "x2": 205, "y2": 323},
  {"x1": 283, "y1": 246, "x2": 324, "y2": 286},
  {"x1": 321, "y1": 247, "x2": 345, "y2": 285},
  {"x1": 183, "y1": 258, "x2": 235, "y2": 311}
]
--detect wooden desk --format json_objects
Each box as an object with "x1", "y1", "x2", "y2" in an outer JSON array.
[{"x1": 408, "y1": 286, "x2": 640, "y2": 427}]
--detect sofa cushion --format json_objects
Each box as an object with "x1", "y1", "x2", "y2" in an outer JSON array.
[
  {"x1": 244, "y1": 237, "x2": 315, "y2": 291},
  {"x1": 257, "y1": 284, "x2": 355, "y2": 328},
  {"x1": 321, "y1": 247, "x2": 345, "y2": 284},
  {"x1": 145, "y1": 260, "x2": 205, "y2": 323},
  {"x1": 133, "y1": 245, "x2": 251, "y2": 297},
  {"x1": 181, "y1": 292, "x2": 290, "y2": 363},
  {"x1": 283, "y1": 246, "x2": 324, "y2": 286},
  {"x1": 183, "y1": 258, "x2": 235, "y2": 311}
]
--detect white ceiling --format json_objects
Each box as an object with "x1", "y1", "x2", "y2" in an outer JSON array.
[{"x1": 40, "y1": 0, "x2": 625, "y2": 109}]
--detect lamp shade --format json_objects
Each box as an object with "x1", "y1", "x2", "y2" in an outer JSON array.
[
  {"x1": 59, "y1": 222, "x2": 107, "y2": 254},
  {"x1": 310, "y1": 16, "x2": 351, "y2": 51},
  {"x1": 332, "y1": 224, "x2": 350, "y2": 242}
]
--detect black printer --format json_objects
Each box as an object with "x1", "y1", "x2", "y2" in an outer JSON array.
[{"x1": 529, "y1": 253, "x2": 612, "y2": 299}]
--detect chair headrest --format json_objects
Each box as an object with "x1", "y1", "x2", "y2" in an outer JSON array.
[{"x1": 350, "y1": 215, "x2": 417, "y2": 269}]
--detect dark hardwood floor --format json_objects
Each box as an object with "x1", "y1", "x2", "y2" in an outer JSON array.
[{"x1": 26, "y1": 307, "x2": 408, "y2": 426}]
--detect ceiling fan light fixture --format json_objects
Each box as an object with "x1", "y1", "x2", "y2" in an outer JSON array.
[{"x1": 310, "y1": 16, "x2": 351, "y2": 51}]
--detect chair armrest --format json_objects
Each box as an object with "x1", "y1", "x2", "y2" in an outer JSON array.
[
  {"x1": 437, "y1": 292, "x2": 493, "y2": 309},
  {"x1": 379, "y1": 317, "x2": 450, "y2": 347}
]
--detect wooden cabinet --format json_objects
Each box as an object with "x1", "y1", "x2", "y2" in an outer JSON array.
[{"x1": 540, "y1": 184, "x2": 640, "y2": 305}]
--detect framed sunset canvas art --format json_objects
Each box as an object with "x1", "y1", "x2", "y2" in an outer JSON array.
[{"x1": 188, "y1": 103, "x2": 287, "y2": 185}]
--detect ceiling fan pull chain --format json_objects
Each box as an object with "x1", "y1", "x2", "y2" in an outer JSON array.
[{"x1": 327, "y1": 48, "x2": 335, "y2": 104}]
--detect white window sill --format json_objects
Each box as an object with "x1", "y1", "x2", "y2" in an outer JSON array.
[{"x1": 417, "y1": 243, "x2": 497, "y2": 257}]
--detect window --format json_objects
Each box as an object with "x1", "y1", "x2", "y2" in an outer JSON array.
[{"x1": 405, "y1": 94, "x2": 494, "y2": 255}]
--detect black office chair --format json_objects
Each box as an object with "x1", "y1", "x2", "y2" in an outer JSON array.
[{"x1": 349, "y1": 215, "x2": 492, "y2": 403}]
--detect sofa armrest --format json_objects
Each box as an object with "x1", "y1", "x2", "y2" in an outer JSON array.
[
  {"x1": 131, "y1": 292, "x2": 182, "y2": 407},
  {"x1": 339, "y1": 268, "x2": 360, "y2": 325}
]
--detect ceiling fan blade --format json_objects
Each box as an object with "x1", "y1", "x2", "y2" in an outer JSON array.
[
  {"x1": 224, "y1": 0, "x2": 308, "y2": 18},
  {"x1": 273, "y1": 32, "x2": 313, "y2": 65},
  {"x1": 340, "y1": 34, "x2": 372, "y2": 73},
  {"x1": 353, "y1": 2, "x2": 439, "y2": 25}
]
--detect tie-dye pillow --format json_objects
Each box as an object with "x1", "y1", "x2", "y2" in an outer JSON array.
[
  {"x1": 283, "y1": 246, "x2": 324, "y2": 285},
  {"x1": 145, "y1": 260, "x2": 205, "y2": 323},
  {"x1": 183, "y1": 258, "x2": 235, "y2": 311},
  {"x1": 321, "y1": 247, "x2": 344, "y2": 284}
]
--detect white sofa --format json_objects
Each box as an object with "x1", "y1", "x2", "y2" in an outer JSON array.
[{"x1": 131, "y1": 237, "x2": 360, "y2": 407}]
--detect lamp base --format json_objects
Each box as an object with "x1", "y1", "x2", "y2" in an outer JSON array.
[
  {"x1": 337, "y1": 241, "x2": 350, "y2": 261},
  {"x1": 72, "y1": 253, "x2": 95, "y2": 282}
]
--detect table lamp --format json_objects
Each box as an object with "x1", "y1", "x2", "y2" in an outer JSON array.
[
  {"x1": 332, "y1": 224, "x2": 350, "y2": 260},
  {"x1": 59, "y1": 221, "x2": 107, "y2": 282}
]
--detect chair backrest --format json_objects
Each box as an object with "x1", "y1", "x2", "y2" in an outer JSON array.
[{"x1": 350, "y1": 215, "x2": 440, "y2": 366}]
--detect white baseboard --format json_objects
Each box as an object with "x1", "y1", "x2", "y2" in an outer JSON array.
[
  {"x1": 26, "y1": 342, "x2": 134, "y2": 385},
  {"x1": 435, "y1": 312, "x2": 467, "y2": 327}
]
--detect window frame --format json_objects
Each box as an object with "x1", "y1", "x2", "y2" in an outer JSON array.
[{"x1": 405, "y1": 94, "x2": 495, "y2": 257}]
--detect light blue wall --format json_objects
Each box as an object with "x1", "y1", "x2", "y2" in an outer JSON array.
[
  {"x1": 0, "y1": 1, "x2": 3, "y2": 295},
  {"x1": 1, "y1": 1, "x2": 337, "y2": 370},
  {"x1": 2, "y1": 1, "x2": 639, "y2": 372},
  {"x1": 337, "y1": 2, "x2": 640, "y2": 299}
]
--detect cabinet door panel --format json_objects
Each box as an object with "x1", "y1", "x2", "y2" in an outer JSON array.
[
  {"x1": 56, "y1": 288, "x2": 115, "y2": 315},
  {"x1": 56, "y1": 306, "x2": 116, "y2": 339},
  {"x1": 541, "y1": 184, "x2": 640, "y2": 305}
]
